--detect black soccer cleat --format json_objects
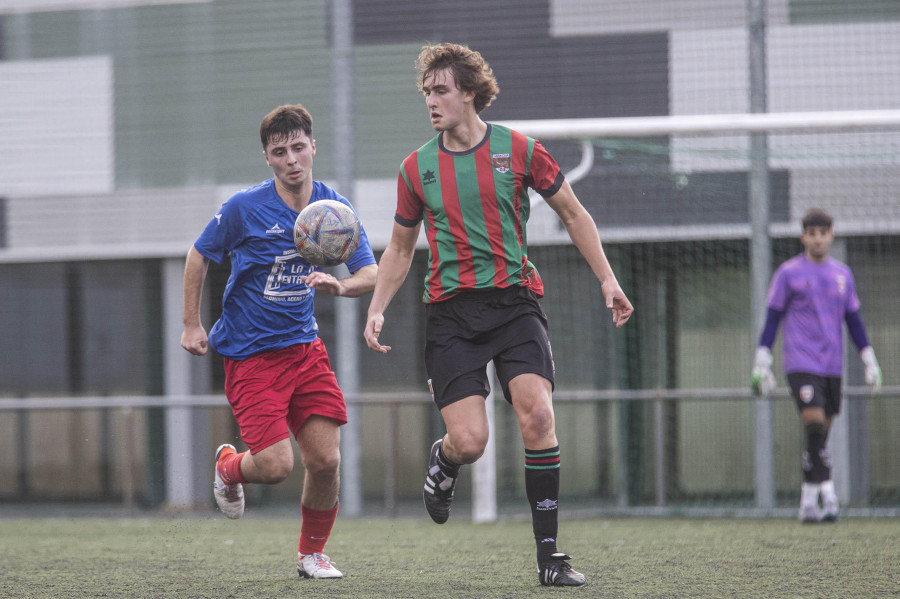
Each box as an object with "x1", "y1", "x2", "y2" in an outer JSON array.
[
  {"x1": 423, "y1": 439, "x2": 456, "y2": 524},
  {"x1": 538, "y1": 553, "x2": 586, "y2": 587}
]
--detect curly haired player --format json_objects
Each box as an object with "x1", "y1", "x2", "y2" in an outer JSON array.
[{"x1": 364, "y1": 43, "x2": 633, "y2": 587}]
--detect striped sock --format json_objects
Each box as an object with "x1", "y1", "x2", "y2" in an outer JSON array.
[{"x1": 525, "y1": 445, "x2": 561, "y2": 563}]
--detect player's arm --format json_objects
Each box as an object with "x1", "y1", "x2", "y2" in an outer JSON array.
[
  {"x1": 303, "y1": 264, "x2": 377, "y2": 298},
  {"x1": 340, "y1": 263, "x2": 378, "y2": 297},
  {"x1": 846, "y1": 310, "x2": 882, "y2": 393},
  {"x1": 543, "y1": 179, "x2": 633, "y2": 328},
  {"x1": 751, "y1": 307, "x2": 783, "y2": 396},
  {"x1": 364, "y1": 221, "x2": 421, "y2": 353},
  {"x1": 181, "y1": 245, "x2": 210, "y2": 356}
]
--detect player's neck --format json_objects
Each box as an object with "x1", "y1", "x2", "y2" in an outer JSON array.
[
  {"x1": 804, "y1": 250, "x2": 828, "y2": 264},
  {"x1": 440, "y1": 117, "x2": 487, "y2": 152},
  {"x1": 274, "y1": 177, "x2": 313, "y2": 212}
]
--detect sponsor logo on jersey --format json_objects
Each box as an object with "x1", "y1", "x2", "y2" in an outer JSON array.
[
  {"x1": 263, "y1": 251, "x2": 313, "y2": 302},
  {"x1": 214, "y1": 213, "x2": 222, "y2": 225},
  {"x1": 800, "y1": 384, "x2": 814, "y2": 403},
  {"x1": 266, "y1": 223, "x2": 286, "y2": 235},
  {"x1": 492, "y1": 153, "x2": 511, "y2": 173},
  {"x1": 536, "y1": 498, "x2": 558, "y2": 511},
  {"x1": 422, "y1": 169, "x2": 436, "y2": 186}
]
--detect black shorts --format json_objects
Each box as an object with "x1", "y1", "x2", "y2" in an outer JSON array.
[
  {"x1": 424, "y1": 286, "x2": 555, "y2": 409},
  {"x1": 787, "y1": 372, "x2": 842, "y2": 417}
]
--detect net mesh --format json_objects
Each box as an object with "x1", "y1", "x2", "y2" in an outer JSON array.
[{"x1": 1, "y1": 0, "x2": 898, "y2": 511}]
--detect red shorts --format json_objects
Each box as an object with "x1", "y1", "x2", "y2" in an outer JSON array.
[{"x1": 223, "y1": 339, "x2": 347, "y2": 454}]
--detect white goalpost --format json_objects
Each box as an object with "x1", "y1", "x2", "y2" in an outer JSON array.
[{"x1": 496, "y1": 108, "x2": 900, "y2": 139}]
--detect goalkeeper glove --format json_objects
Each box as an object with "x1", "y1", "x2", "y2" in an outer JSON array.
[
  {"x1": 751, "y1": 346, "x2": 775, "y2": 397},
  {"x1": 860, "y1": 346, "x2": 882, "y2": 394}
]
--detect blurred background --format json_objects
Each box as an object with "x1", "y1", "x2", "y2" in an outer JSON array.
[{"x1": 0, "y1": 0, "x2": 898, "y2": 517}]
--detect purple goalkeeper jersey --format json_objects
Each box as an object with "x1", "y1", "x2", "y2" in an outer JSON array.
[{"x1": 766, "y1": 254, "x2": 860, "y2": 377}]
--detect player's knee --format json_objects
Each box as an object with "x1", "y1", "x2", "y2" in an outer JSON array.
[
  {"x1": 257, "y1": 453, "x2": 294, "y2": 485},
  {"x1": 519, "y1": 402, "x2": 555, "y2": 441},
  {"x1": 448, "y1": 431, "x2": 488, "y2": 464},
  {"x1": 258, "y1": 458, "x2": 293, "y2": 484},
  {"x1": 302, "y1": 449, "x2": 341, "y2": 479}
]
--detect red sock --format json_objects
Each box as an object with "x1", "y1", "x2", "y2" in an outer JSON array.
[
  {"x1": 298, "y1": 503, "x2": 339, "y2": 556},
  {"x1": 217, "y1": 449, "x2": 247, "y2": 485}
]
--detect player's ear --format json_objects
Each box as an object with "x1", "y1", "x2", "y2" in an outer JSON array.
[
  {"x1": 263, "y1": 150, "x2": 270, "y2": 166},
  {"x1": 311, "y1": 139, "x2": 316, "y2": 156}
]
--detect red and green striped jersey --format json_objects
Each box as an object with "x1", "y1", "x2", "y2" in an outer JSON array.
[{"x1": 395, "y1": 124, "x2": 563, "y2": 303}]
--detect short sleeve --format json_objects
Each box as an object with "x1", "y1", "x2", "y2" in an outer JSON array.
[
  {"x1": 395, "y1": 159, "x2": 424, "y2": 227},
  {"x1": 194, "y1": 195, "x2": 245, "y2": 263},
  {"x1": 527, "y1": 139, "x2": 564, "y2": 198}
]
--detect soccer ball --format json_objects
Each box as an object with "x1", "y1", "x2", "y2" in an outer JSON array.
[{"x1": 293, "y1": 199, "x2": 362, "y2": 267}]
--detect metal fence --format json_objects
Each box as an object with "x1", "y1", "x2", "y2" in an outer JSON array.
[{"x1": 2, "y1": 386, "x2": 897, "y2": 517}]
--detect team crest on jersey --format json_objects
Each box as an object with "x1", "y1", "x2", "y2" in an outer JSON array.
[
  {"x1": 800, "y1": 385, "x2": 814, "y2": 403},
  {"x1": 492, "y1": 153, "x2": 511, "y2": 173},
  {"x1": 835, "y1": 274, "x2": 846, "y2": 294}
]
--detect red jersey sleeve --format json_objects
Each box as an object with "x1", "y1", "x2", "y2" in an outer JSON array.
[
  {"x1": 395, "y1": 155, "x2": 424, "y2": 227},
  {"x1": 526, "y1": 139, "x2": 564, "y2": 198}
]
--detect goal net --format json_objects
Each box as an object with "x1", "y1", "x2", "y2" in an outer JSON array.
[
  {"x1": 502, "y1": 110, "x2": 900, "y2": 243},
  {"x1": 477, "y1": 110, "x2": 900, "y2": 510}
]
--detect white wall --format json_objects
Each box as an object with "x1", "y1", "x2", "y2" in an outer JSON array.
[{"x1": 0, "y1": 56, "x2": 113, "y2": 197}]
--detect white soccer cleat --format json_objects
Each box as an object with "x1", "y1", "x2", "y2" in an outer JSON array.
[
  {"x1": 213, "y1": 443, "x2": 245, "y2": 520},
  {"x1": 798, "y1": 503, "x2": 823, "y2": 524},
  {"x1": 297, "y1": 552, "x2": 343, "y2": 579},
  {"x1": 820, "y1": 480, "x2": 839, "y2": 522},
  {"x1": 798, "y1": 482, "x2": 822, "y2": 523}
]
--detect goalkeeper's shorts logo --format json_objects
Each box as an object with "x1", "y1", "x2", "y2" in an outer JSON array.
[{"x1": 800, "y1": 385, "x2": 814, "y2": 403}]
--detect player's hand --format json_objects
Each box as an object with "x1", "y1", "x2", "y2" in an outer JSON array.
[
  {"x1": 751, "y1": 346, "x2": 775, "y2": 397},
  {"x1": 364, "y1": 313, "x2": 391, "y2": 353},
  {"x1": 181, "y1": 325, "x2": 209, "y2": 356},
  {"x1": 302, "y1": 271, "x2": 344, "y2": 296},
  {"x1": 861, "y1": 346, "x2": 883, "y2": 394},
  {"x1": 601, "y1": 278, "x2": 633, "y2": 328}
]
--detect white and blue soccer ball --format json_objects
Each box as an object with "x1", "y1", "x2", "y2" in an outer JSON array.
[{"x1": 293, "y1": 199, "x2": 361, "y2": 267}]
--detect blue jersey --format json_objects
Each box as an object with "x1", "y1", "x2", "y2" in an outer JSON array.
[{"x1": 194, "y1": 179, "x2": 376, "y2": 359}]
